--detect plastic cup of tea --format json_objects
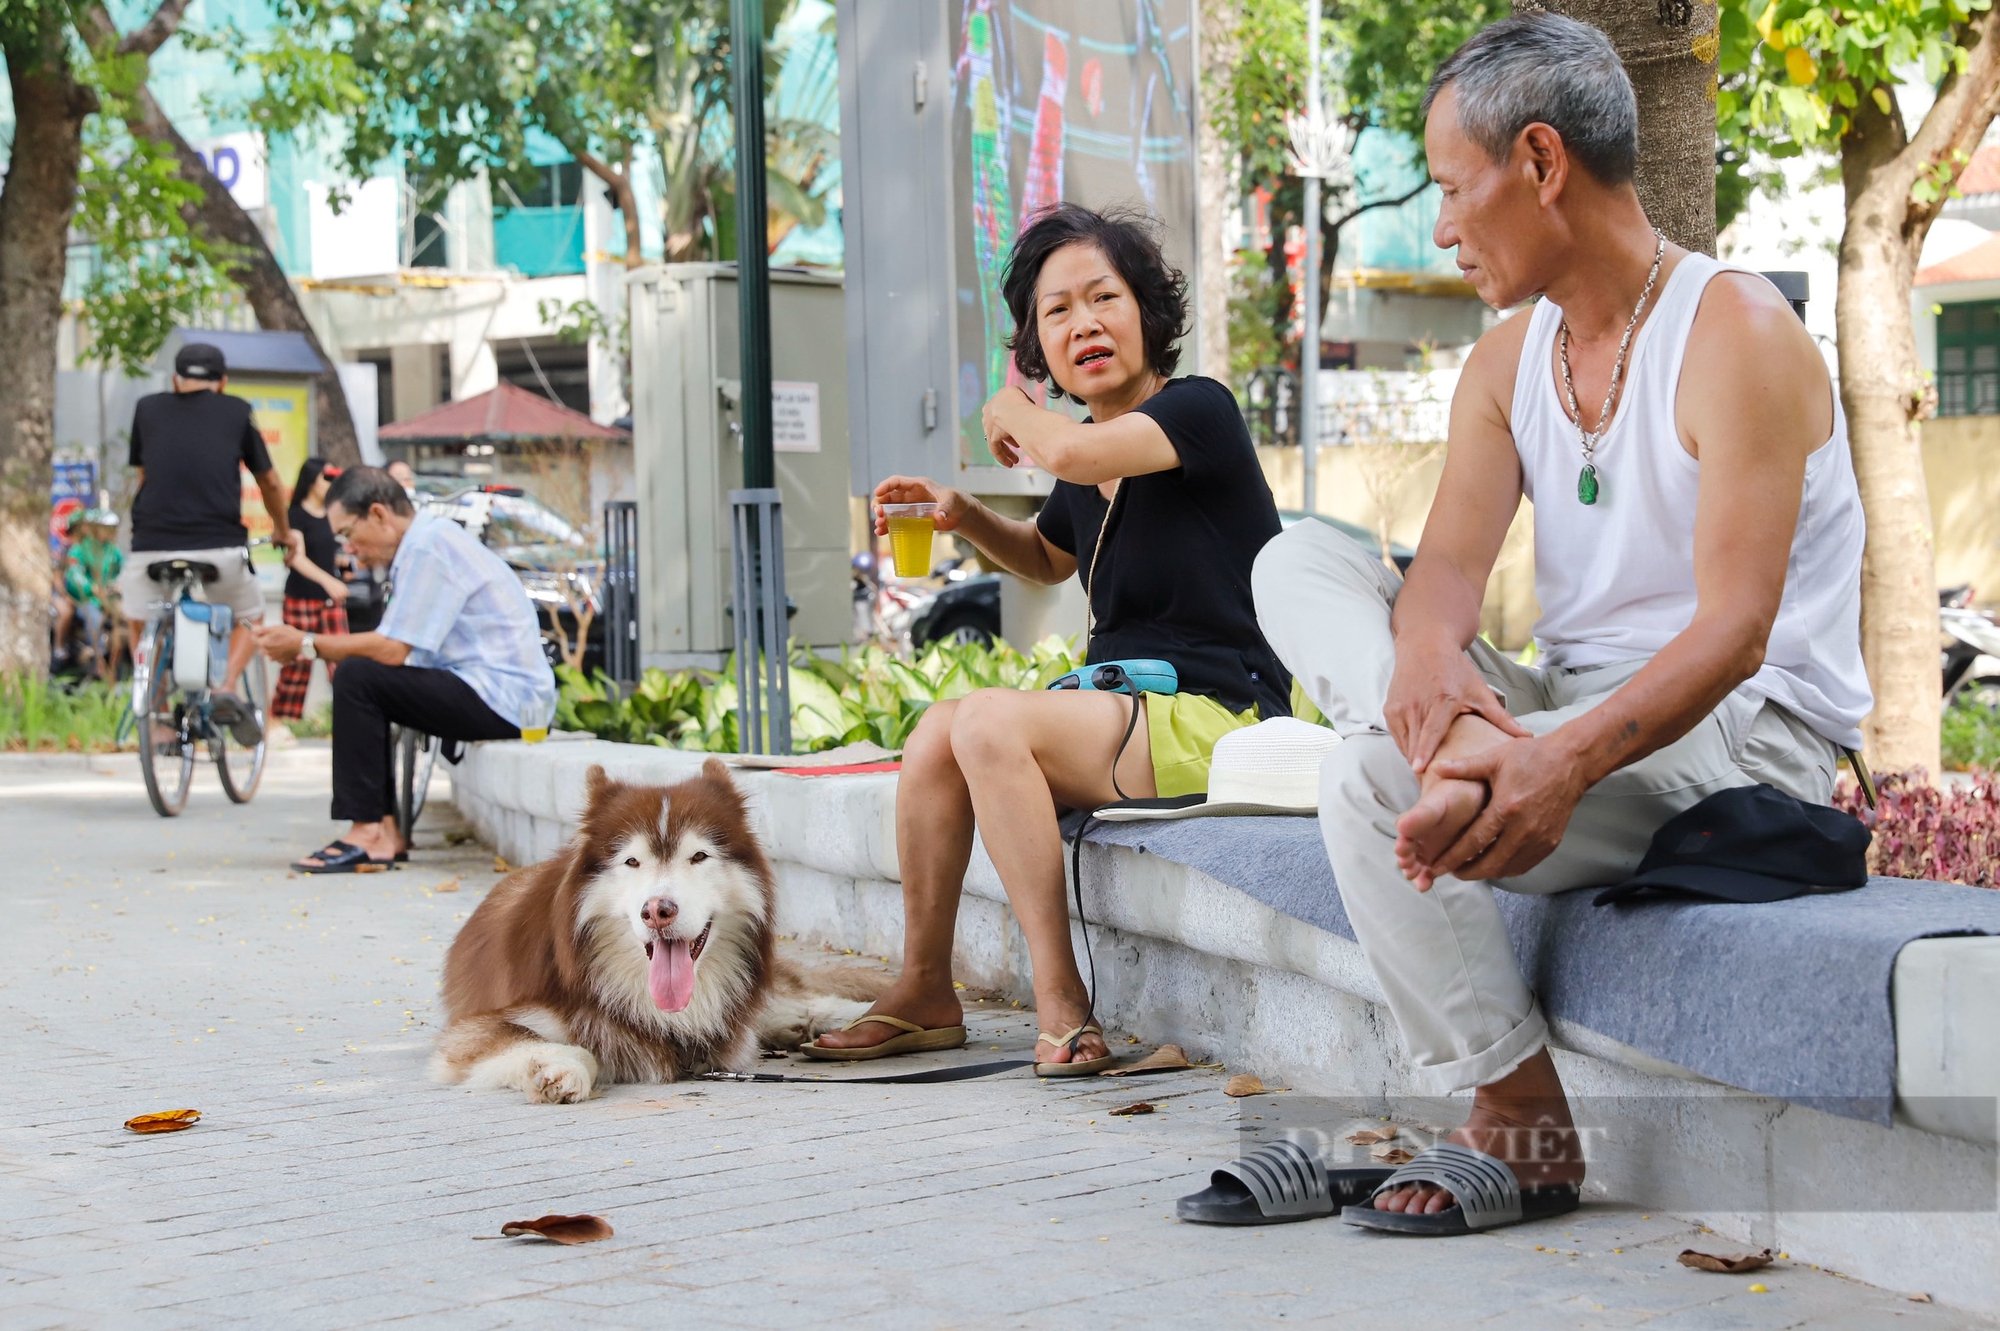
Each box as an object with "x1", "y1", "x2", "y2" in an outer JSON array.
[{"x1": 880, "y1": 502, "x2": 938, "y2": 579}]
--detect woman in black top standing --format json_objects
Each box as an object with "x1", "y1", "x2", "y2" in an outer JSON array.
[
  {"x1": 805, "y1": 205, "x2": 1289, "y2": 1072},
  {"x1": 273, "y1": 457, "x2": 349, "y2": 722}
]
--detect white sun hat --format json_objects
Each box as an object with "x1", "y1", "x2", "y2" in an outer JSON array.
[{"x1": 1093, "y1": 716, "x2": 1343, "y2": 821}]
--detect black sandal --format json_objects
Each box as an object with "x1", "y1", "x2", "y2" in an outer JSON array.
[
  {"x1": 1177, "y1": 1139, "x2": 1397, "y2": 1225},
  {"x1": 1340, "y1": 1142, "x2": 1581, "y2": 1235},
  {"x1": 293, "y1": 840, "x2": 399, "y2": 874}
]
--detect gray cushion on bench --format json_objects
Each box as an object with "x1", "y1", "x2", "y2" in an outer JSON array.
[{"x1": 1081, "y1": 815, "x2": 2000, "y2": 1124}]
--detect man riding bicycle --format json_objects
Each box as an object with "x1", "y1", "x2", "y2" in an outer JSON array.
[{"x1": 116, "y1": 342, "x2": 294, "y2": 745}]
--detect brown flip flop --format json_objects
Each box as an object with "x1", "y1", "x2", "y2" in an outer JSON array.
[{"x1": 799, "y1": 1013, "x2": 968, "y2": 1061}]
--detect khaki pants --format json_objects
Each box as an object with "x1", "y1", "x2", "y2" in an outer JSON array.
[{"x1": 1252, "y1": 521, "x2": 1838, "y2": 1093}]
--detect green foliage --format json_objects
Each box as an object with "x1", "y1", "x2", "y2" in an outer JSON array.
[
  {"x1": 287, "y1": 702, "x2": 334, "y2": 740},
  {"x1": 1943, "y1": 701, "x2": 2000, "y2": 771},
  {"x1": 264, "y1": 0, "x2": 827, "y2": 262},
  {"x1": 554, "y1": 636, "x2": 1084, "y2": 753},
  {"x1": 1216, "y1": 0, "x2": 1503, "y2": 189},
  {"x1": 1716, "y1": 0, "x2": 1993, "y2": 156},
  {"x1": 0, "y1": 674, "x2": 133, "y2": 753},
  {"x1": 70, "y1": 125, "x2": 236, "y2": 374}
]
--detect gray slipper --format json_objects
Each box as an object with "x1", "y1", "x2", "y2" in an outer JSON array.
[{"x1": 1341, "y1": 1141, "x2": 1580, "y2": 1235}]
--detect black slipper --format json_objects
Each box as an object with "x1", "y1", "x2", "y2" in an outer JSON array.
[
  {"x1": 293, "y1": 840, "x2": 398, "y2": 874},
  {"x1": 1340, "y1": 1142, "x2": 1581, "y2": 1235},
  {"x1": 208, "y1": 691, "x2": 264, "y2": 747},
  {"x1": 1177, "y1": 1139, "x2": 1397, "y2": 1225}
]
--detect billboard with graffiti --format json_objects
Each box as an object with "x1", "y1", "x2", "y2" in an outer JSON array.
[{"x1": 950, "y1": 1, "x2": 1196, "y2": 465}]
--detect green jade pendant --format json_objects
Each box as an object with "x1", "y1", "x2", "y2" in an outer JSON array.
[{"x1": 1577, "y1": 463, "x2": 1601, "y2": 506}]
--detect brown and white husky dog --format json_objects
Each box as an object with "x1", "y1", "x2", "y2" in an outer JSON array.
[{"x1": 433, "y1": 759, "x2": 878, "y2": 1103}]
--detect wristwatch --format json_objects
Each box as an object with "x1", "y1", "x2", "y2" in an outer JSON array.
[{"x1": 299, "y1": 634, "x2": 317, "y2": 662}]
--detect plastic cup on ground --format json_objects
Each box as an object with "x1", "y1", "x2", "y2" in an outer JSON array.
[{"x1": 880, "y1": 503, "x2": 938, "y2": 579}]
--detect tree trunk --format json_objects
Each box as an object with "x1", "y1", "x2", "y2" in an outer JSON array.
[
  {"x1": 1832, "y1": 22, "x2": 2000, "y2": 776},
  {"x1": 124, "y1": 87, "x2": 363, "y2": 467},
  {"x1": 1197, "y1": 0, "x2": 1238, "y2": 382},
  {"x1": 0, "y1": 17, "x2": 96, "y2": 675},
  {"x1": 1837, "y1": 172, "x2": 1938, "y2": 774},
  {"x1": 576, "y1": 146, "x2": 647, "y2": 270},
  {"x1": 1518, "y1": 0, "x2": 1718, "y2": 255}
]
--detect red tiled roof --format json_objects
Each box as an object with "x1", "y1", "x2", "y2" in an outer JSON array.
[
  {"x1": 1961, "y1": 145, "x2": 2000, "y2": 197},
  {"x1": 378, "y1": 380, "x2": 629, "y2": 442},
  {"x1": 1916, "y1": 234, "x2": 2000, "y2": 287}
]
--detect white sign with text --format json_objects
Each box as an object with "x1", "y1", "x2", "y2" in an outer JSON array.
[{"x1": 772, "y1": 380, "x2": 821, "y2": 453}]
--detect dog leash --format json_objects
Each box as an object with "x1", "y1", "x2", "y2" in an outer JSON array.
[{"x1": 701, "y1": 1059, "x2": 1032, "y2": 1085}]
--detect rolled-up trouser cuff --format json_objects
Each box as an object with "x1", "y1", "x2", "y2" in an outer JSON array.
[{"x1": 1409, "y1": 1001, "x2": 1550, "y2": 1095}]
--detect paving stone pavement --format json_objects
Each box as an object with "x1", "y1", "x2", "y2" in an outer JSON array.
[{"x1": 1, "y1": 746, "x2": 1988, "y2": 1329}]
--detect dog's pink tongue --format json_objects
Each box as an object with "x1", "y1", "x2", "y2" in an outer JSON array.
[{"x1": 649, "y1": 937, "x2": 696, "y2": 1011}]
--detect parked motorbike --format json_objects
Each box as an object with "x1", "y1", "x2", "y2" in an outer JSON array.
[
  {"x1": 1941, "y1": 585, "x2": 2000, "y2": 710},
  {"x1": 852, "y1": 551, "x2": 1000, "y2": 650}
]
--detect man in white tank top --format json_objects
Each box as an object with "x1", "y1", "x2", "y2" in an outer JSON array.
[{"x1": 1253, "y1": 14, "x2": 1869, "y2": 1234}]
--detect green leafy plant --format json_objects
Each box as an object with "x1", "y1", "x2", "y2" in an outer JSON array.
[
  {"x1": 287, "y1": 703, "x2": 334, "y2": 740},
  {"x1": 555, "y1": 636, "x2": 1083, "y2": 753},
  {"x1": 0, "y1": 675, "x2": 133, "y2": 753},
  {"x1": 1943, "y1": 702, "x2": 2000, "y2": 772}
]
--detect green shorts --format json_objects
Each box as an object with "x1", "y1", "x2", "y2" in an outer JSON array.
[{"x1": 1146, "y1": 692, "x2": 1261, "y2": 798}]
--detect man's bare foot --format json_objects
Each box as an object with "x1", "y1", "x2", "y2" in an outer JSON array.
[
  {"x1": 810, "y1": 975, "x2": 963, "y2": 1050},
  {"x1": 1369, "y1": 1050, "x2": 1584, "y2": 1215},
  {"x1": 1395, "y1": 777, "x2": 1487, "y2": 889},
  {"x1": 294, "y1": 819, "x2": 407, "y2": 870}
]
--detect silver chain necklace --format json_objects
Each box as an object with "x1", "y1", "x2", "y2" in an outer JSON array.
[{"x1": 1558, "y1": 228, "x2": 1665, "y2": 506}]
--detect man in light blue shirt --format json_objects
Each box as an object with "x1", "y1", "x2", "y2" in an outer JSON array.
[{"x1": 254, "y1": 466, "x2": 557, "y2": 872}]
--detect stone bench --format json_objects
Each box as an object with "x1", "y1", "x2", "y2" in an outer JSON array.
[{"x1": 452, "y1": 737, "x2": 2000, "y2": 1315}]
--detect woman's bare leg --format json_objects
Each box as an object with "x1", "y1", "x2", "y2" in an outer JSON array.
[
  {"x1": 949, "y1": 688, "x2": 1155, "y2": 1064},
  {"x1": 813, "y1": 700, "x2": 972, "y2": 1048}
]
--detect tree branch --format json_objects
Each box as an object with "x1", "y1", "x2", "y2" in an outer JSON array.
[
  {"x1": 1326, "y1": 177, "x2": 1432, "y2": 235},
  {"x1": 117, "y1": 0, "x2": 193, "y2": 56},
  {"x1": 77, "y1": 1, "x2": 192, "y2": 57},
  {"x1": 1898, "y1": 7, "x2": 2000, "y2": 235}
]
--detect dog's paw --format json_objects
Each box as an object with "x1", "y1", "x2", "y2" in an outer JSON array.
[{"x1": 523, "y1": 1047, "x2": 597, "y2": 1104}]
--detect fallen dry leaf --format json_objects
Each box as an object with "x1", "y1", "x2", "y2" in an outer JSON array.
[
  {"x1": 1346, "y1": 1127, "x2": 1397, "y2": 1146},
  {"x1": 1370, "y1": 1144, "x2": 1415, "y2": 1164},
  {"x1": 498, "y1": 1214, "x2": 613, "y2": 1245},
  {"x1": 493, "y1": 856, "x2": 511, "y2": 874},
  {"x1": 1223, "y1": 1074, "x2": 1266, "y2": 1097},
  {"x1": 1678, "y1": 1248, "x2": 1773, "y2": 1274},
  {"x1": 1108, "y1": 1101, "x2": 1155, "y2": 1117},
  {"x1": 124, "y1": 1109, "x2": 201, "y2": 1134},
  {"x1": 432, "y1": 877, "x2": 461, "y2": 894},
  {"x1": 1100, "y1": 1044, "x2": 1192, "y2": 1076}
]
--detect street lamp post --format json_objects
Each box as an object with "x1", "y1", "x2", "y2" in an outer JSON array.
[{"x1": 729, "y1": 0, "x2": 790, "y2": 754}]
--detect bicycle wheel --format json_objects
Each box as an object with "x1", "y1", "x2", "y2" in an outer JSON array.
[
  {"x1": 136, "y1": 620, "x2": 196, "y2": 818},
  {"x1": 396, "y1": 727, "x2": 440, "y2": 841},
  {"x1": 213, "y1": 652, "x2": 268, "y2": 804}
]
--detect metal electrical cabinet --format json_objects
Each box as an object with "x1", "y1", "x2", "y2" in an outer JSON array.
[
  {"x1": 627, "y1": 263, "x2": 852, "y2": 667},
  {"x1": 835, "y1": 0, "x2": 1199, "y2": 500}
]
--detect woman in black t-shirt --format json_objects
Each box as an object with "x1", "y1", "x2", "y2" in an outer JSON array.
[
  {"x1": 805, "y1": 205, "x2": 1289, "y2": 1074},
  {"x1": 273, "y1": 457, "x2": 349, "y2": 722}
]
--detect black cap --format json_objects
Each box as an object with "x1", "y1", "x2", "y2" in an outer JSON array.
[
  {"x1": 174, "y1": 342, "x2": 226, "y2": 381},
  {"x1": 1593, "y1": 783, "x2": 1871, "y2": 907}
]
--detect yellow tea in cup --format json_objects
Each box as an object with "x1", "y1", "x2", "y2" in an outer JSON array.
[{"x1": 881, "y1": 503, "x2": 937, "y2": 578}]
